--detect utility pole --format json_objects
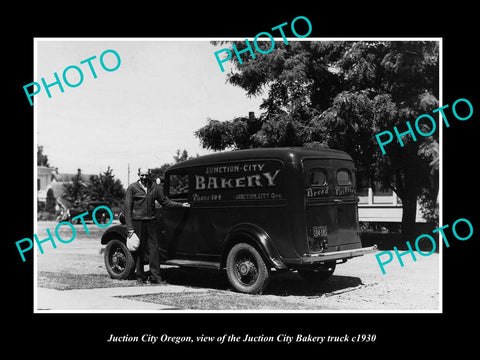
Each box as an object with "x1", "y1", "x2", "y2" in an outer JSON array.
[{"x1": 127, "y1": 163, "x2": 130, "y2": 185}]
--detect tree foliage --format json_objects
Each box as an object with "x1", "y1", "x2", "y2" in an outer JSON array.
[
  {"x1": 88, "y1": 167, "x2": 126, "y2": 206},
  {"x1": 197, "y1": 40, "x2": 440, "y2": 236},
  {"x1": 37, "y1": 145, "x2": 50, "y2": 167},
  {"x1": 150, "y1": 149, "x2": 197, "y2": 181},
  {"x1": 45, "y1": 188, "x2": 56, "y2": 213},
  {"x1": 63, "y1": 171, "x2": 88, "y2": 203},
  {"x1": 63, "y1": 167, "x2": 125, "y2": 206}
]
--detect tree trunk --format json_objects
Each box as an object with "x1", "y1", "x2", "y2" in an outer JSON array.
[
  {"x1": 400, "y1": 191, "x2": 418, "y2": 242},
  {"x1": 399, "y1": 167, "x2": 419, "y2": 242}
]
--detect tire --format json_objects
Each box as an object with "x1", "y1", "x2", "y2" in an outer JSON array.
[
  {"x1": 226, "y1": 243, "x2": 270, "y2": 294},
  {"x1": 104, "y1": 239, "x2": 135, "y2": 280},
  {"x1": 298, "y1": 263, "x2": 336, "y2": 283},
  {"x1": 94, "y1": 210, "x2": 108, "y2": 224}
]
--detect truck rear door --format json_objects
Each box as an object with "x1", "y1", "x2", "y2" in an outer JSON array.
[{"x1": 303, "y1": 158, "x2": 361, "y2": 254}]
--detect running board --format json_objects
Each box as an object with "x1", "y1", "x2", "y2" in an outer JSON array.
[{"x1": 164, "y1": 259, "x2": 221, "y2": 270}]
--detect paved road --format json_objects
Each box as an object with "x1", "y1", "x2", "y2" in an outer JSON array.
[{"x1": 35, "y1": 221, "x2": 441, "y2": 312}]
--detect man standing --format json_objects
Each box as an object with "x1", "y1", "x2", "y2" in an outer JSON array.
[{"x1": 125, "y1": 168, "x2": 190, "y2": 284}]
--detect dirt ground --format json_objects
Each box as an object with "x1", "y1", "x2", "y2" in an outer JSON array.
[{"x1": 35, "y1": 221, "x2": 441, "y2": 311}]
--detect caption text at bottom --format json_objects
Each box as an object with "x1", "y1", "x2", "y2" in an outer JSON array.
[{"x1": 107, "y1": 333, "x2": 376, "y2": 345}]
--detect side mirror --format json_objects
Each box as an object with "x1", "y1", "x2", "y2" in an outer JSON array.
[{"x1": 119, "y1": 212, "x2": 125, "y2": 225}]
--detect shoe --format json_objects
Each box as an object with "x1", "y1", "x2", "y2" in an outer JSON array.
[
  {"x1": 149, "y1": 277, "x2": 166, "y2": 285},
  {"x1": 150, "y1": 280, "x2": 166, "y2": 285},
  {"x1": 136, "y1": 275, "x2": 148, "y2": 285}
]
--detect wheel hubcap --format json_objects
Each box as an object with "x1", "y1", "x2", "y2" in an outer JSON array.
[
  {"x1": 238, "y1": 261, "x2": 254, "y2": 276},
  {"x1": 234, "y1": 255, "x2": 258, "y2": 285},
  {"x1": 111, "y1": 248, "x2": 126, "y2": 273}
]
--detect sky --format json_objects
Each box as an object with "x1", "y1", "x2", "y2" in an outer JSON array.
[{"x1": 35, "y1": 39, "x2": 264, "y2": 187}]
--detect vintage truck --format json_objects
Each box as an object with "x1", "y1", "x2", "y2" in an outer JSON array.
[{"x1": 101, "y1": 147, "x2": 376, "y2": 294}]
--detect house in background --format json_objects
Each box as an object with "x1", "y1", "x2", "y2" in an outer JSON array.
[
  {"x1": 357, "y1": 181, "x2": 426, "y2": 223},
  {"x1": 37, "y1": 167, "x2": 93, "y2": 207},
  {"x1": 37, "y1": 166, "x2": 56, "y2": 203}
]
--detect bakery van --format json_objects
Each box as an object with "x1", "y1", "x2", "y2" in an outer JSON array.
[{"x1": 101, "y1": 147, "x2": 376, "y2": 294}]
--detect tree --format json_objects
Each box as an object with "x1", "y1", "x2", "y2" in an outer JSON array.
[
  {"x1": 37, "y1": 145, "x2": 50, "y2": 166},
  {"x1": 197, "y1": 40, "x2": 439, "y2": 239},
  {"x1": 313, "y1": 42, "x2": 440, "y2": 235},
  {"x1": 88, "y1": 167, "x2": 126, "y2": 206},
  {"x1": 150, "y1": 149, "x2": 197, "y2": 181},
  {"x1": 195, "y1": 115, "x2": 264, "y2": 150},
  {"x1": 173, "y1": 149, "x2": 194, "y2": 163},
  {"x1": 45, "y1": 188, "x2": 56, "y2": 213},
  {"x1": 63, "y1": 169, "x2": 88, "y2": 203}
]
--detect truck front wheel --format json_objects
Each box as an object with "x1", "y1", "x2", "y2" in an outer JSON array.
[{"x1": 104, "y1": 239, "x2": 135, "y2": 280}]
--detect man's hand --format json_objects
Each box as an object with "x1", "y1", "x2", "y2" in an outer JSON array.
[
  {"x1": 183, "y1": 202, "x2": 191, "y2": 208},
  {"x1": 128, "y1": 230, "x2": 135, "y2": 238}
]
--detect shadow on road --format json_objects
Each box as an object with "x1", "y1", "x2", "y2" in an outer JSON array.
[
  {"x1": 162, "y1": 267, "x2": 362, "y2": 296},
  {"x1": 38, "y1": 267, "x2": 363, "y2": 297},
  {"x1": 266, "y1": 272, "x2": 362, "y2": 296}
]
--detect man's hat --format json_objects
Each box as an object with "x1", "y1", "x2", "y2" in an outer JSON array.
[{"x1": 138, "y1": 167, "x2": 151, "y2": 175}]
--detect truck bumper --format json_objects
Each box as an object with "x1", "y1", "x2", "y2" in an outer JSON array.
[{"x1": 301, "y1": 245, "x2": 377, "y2": 264}]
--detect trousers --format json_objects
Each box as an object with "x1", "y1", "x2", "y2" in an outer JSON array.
[{"x1": 132, "y1": 219, "x2": 162, "y2": 281}]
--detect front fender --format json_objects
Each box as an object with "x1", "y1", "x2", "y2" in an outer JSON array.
[
  {"x1": 100, "y1": 224, "x2": 129, "y2": 245},
  {"x1": 222, "y1": 223, "x2": 287, "y2": 270}
]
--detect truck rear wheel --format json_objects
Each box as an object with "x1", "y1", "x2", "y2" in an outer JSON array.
[
  {"x1": 226, "y1": 243, "x2": 270, "y2": 294},
  {"x1": 104, "y1": 239, "x2": 135, "y2": 280}
]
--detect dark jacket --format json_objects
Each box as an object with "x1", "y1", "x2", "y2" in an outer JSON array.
[{"x1": 124, "y1": 181, "x2": 183, "y2": 231}]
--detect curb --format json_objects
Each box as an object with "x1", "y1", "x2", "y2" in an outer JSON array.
[{"x1": 36, "y1": 284, "x2": 208, "y2": 311}]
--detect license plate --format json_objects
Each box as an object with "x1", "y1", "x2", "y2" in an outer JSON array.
[{"x1": 312, "y1": 225, "x2": 327, "y2": 238}]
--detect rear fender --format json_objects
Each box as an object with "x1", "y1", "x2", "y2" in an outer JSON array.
[{"x1": 221, "y1": 223, "x2": 287, "y2": 270}]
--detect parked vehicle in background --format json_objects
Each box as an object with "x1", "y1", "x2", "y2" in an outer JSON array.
[{"x1": 59, "y1": 200, "x2": 111, "y2": 224}]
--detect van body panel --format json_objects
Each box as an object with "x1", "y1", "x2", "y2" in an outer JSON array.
[{"x1": 141, "y1": 148, "x2": 373, "y2": 270}]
